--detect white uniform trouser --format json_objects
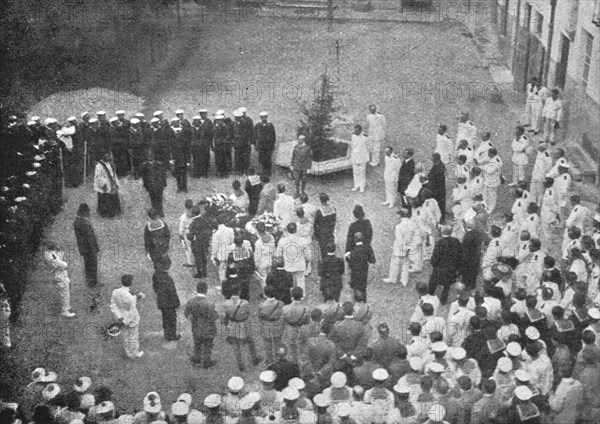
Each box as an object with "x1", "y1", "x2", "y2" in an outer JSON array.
[
  {"x1": 513, "y1": 163, "x2": 527, "y2": 183},
  {"x1": 541, "y1": 221, "x2": 554, "y2": 249},
  {"x1": 529, "y1": 180, "x2": 545, "y2": 206},
  {"x1": 531, "y1": 102, "x2": 542, "y2": 132},
  {"x1": 121, "y1": 324, "x2": 140, "y2": 358},
  {"x1": 352, "y1": 163, "x2": 367, "y2": 190},
  {"x1": 369, "y1": 139, "x2": 383, "y2": 166},
  {"x1": 409, "y1": 244, "x2": 423, "y2": 272},
  {"x1": 385, "y1": 179, "x2": 397, "y2": 205},
  {"x1": 543, "y1": 118, "x2": 557, "y2": 143},
  {"x1": 292, "y1": 271, "x2": 306, "y2": 292},
  {"x1": 218, "y1": 261, "x2": 227, "y2": 282},
  {"x1": 55, "y1": 276, "x2": 71, "y2": 314},
  {"x1": 388, "y1": 255, "x2": 410, "y2": 286},
  {"x1": 184, "y1": 239, "x2": 195, "y2": 266},
  {"x1": 484, "y1": 185, "x2": 498, "y2": 213}
]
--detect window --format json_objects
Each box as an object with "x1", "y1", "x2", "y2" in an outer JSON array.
[
  {"x1": 582, "y1": 30, "x2": 594, "y2": 88},
  {"x1": 534, "y1": 11, "x2": 543, "y2": 37}
]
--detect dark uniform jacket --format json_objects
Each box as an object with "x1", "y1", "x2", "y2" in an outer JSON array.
[
  {"x1": 266, "y1": 268, "x2": 294, "y2": 305},
  {"x1": 73, "y1": 216, "x2": 99, "y2": 256},
  {"x1": 144, "y1": 220, "x2": 170, "y2": 262},
  {"x1": 345, "y1": 219, "x2": 373, "y2": 252},
  {"x1": 346, "y1": 243, "x2": 376, "y2": 290},
  {"x1": 397, "y1": 157, "x2": 415, "y2": 193},
  {"x1": 152, "y1": 269, "x2": 181, "y2": 310},
  {"x1": 330, "y1": 317, "x2": 367, "y2": 357},
  {"x1": 140, "y1": 160, "x2": 167, "y2": 192},
  {"x1": 255, "y1": 121, "x2": 276, "y2": 151},
  {"x1": 191, "y1": 119, "x2": 213, "y2": 148},
  {"x1": 184, "y1": 295, "x2": 218, "y2": 339},
  {"x1": 319, "y1": 255, "x2": 345, "y2": 293},
  {"x1": 430, "y1": 236, "x2": 463, "y2": 285}
]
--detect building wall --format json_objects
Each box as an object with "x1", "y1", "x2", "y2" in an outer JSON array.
[{"x1": 494, "y1": 0, "x2": 600, "y2": 168}]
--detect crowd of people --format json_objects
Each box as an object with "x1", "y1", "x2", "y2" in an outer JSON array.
[{"x1": 1, "y1": 92, "x2": 600, "y2": 424}]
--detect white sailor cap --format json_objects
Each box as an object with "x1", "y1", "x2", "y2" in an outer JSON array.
[
  {"x1": 259, "y1": 370, "x2": 276, "y2": 383},
  {"x1": 525, "y1": 327, "x2": 540, "y2": 341},
  {"x1": 144, "y1": 391, "x2": 161, "y2": 404},
  {"x1": 115, "y1": 110, "x2": 125, "y2": 115},
  {"x1": 175, "y1": 109, "x2": 185, "y2": 115},
  {"x1": 73, "y1": 376, "x2": 92, "y2": 392},
  {"x1": 135, "y1": 113, "x2": 145, "y2": 118},
  {"x1": 428, "y1": 404, "x2": 447, "y2": 422},
  {"x1": 258, "y1": 111, "x2": 269, "y2": 117},
  {"x1": 409, "y1": 357, "x2": 423, "y2": 371},
  {"x1": 96, "y1": 110, "x2": 106, "y2": 115},
  {"x1": 130, "y1": 118, "x2": 140, "y2": 125},
  {"x1": 153, "y1": 110, "x2": 163, "y2": 117},
  {"x1": 80, "y1": 112, "x2": 90, "y2": 119},
  {"x1": 515, "y1": 369, "x2": 531, "y2": 382},
  {"x1": 239, "y1": 395, "x2": 256, "y2": 411},
  {"x1": 170, "y1": 117, "x2": 180, "y2": 123},
  {"x1": 497, "y1": 357, "x2": 513, "y2": 373},
  {"x1": 198, "y1": 108, "x2": 208, "y2": 113},
  {"x1": 151, "y1": 117, "x2": 160, "y2": 123},
  {"x1": 203, "y1": 394, "x2": 221, "y2": 408},
  {"x1": 372, "y1": 368, "x2": 389, "y2": 381},
  {"x1": 451, "y1": 347, "x2": 467, "y2": 360},
  {"x1": 239, "y1": 107, "x2": 247, "y2": 113},
  {"x1": 67, "y1": 116, "x2": 77, "y2": 122},
  {"x1": 109, "y1": 117, "x2": 118, "y2": 123},
  {"x1": 506, "y1": 342, "x2": 522, "y2": 357},
  {"x1": 589, "y1": 308, "x2": 600, "y2": 320},
  {"x1": 27, "y1": 121, "x2": 36, "y2": 126},
  {"x1": 227, "y1": 376, "x2": 244, "y2": 392},
  {"x1": 428, "y1": 362, "x2": 445, "y2": 373},
  {"x1": 514, "y1": 385, "x2": 533, "y2": 401},
  {"x1": 288, "y1": 377, "x2": 305, "y2": 390},
  {"x1": 559, "y1": 162, "x2": 570, "y2": 169},
  {"x1": 44, "y1": 118, "x2": 57, "y2": 125},
  {"x1": 393, "y1": 382, "x2": 411, "y2": 394},
  {"x1": 233, "y1": 109, "x2": 242, "y2": 118},
  {"x1": 214, "y1": 114, "x2": 224, "y2": 120},
  {"x1": 330, "y1": 371, "x2": 347, "y2": 388},
  {"x1": 177, "y1": 393, "x2": 192, "y2": 405},
  {"x1": 171, "y1": 401, "x2": 189, "y2": 416},
  {"x1": 192, "y1": 116, "x2": 201, "y2": 121},
  {"x1": 117, "y1": 415, "x2": 134, "y2": 424},
  {"x1": 96, "y1": 401, "x2": 115, "y2": 414},
  {"x1": 42, "y1": 383, "x2": 61, "y2": 400},
  {"x1": 336, "y1": 402, "x2": 351, "y2": 417},
  {"x1": 89, "y1": 118, "x2": 98, "y2": 124},
  {"x1": 281, "y1": 387, "x2": 300, "y2": 401},
  {"x1": 313, "y1": 394, "x2": 329, "y2": 408},
  {"x1": 80, "y1": 393, "x2": 95, "y2": 409},
  {"x1": 431, "y1": 341, "x2": 448, "y2": 353}
]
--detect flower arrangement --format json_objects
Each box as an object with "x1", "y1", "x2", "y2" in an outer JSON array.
[
  {"x1": 203, "y1": 193, "x2": 243, "y2": 229},
  {"x1": 252, "y1": 212, "x2": 281, "y2": 232}
]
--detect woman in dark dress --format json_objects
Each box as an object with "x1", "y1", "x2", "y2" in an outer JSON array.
[
  {"x1": 345, "y1": 204, "x2": 373, "y2": 253},
  {"x1": 313, "y1": 193, "x2": 337, "y2": 258}
]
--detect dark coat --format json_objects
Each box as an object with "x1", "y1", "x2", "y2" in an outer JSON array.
[
  {"x1": 397, "y1": 158, "x2": 415, "y2": 193},
  {"x1": 268, "y1": 359, "x2": 301, "y2": 391},
  {"x1": 425, "y1": 161, "x2": 446, "y2": 210},
  {"x1": 461, "y1": 229, "x2": 485, "y2": 286},
  {"x1": 245, "y1": 178, "x2": 263, "y2": 216},
  {"x1": 345, "y1": 218, "x2": 373, "y2": 252},
  {"x1": 140, "y1": 160, "x2": 167, "y2": 192},
  {"x1": 187, "y1": 215, "x2": 213, "y2": 251},
  {"x1": 429, "y1": 236, "x2": 463, "y2": 287},
  {"x1": 144, "y1": 221, "x2": 170, "y2": 262},
  {"x1": 184, "y1": 295, "x2": 219, "y2": 339},
  {"x1": 346, "y1": 243, "x2": 376, "y2": 290},
  {"x1": 266, "y1": 268, "x2": 294, "y2": 305},
  {"x1": 73, "y1": 216, "x2": 99, "y2": 256},
  {"x1": 191, "y1": 119, "x2": 213, "y2": 148},
  {"x1": 254, "y1": 121, "x2": 276, "y2": 151},
  {"x1": 152, "y1": 269, "x2": 181, "y2": 310},
  {"x1": 319, "y1": 255, "x2": 345, "y2": 293}
]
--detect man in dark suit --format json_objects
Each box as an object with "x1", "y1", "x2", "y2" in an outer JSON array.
[
  {"x1": 429, "y1": 225, "x2": 463, "y2": 304},
  {"x1": 267, "y1": 346, "x2": 301, "y2": 391},
  {"x1": 461, "y1": 221, "x2": 485, "y2": 291},
  {"x1": 152, "y1": 257, "x2": 181, "y2": 341},
  {"x1": 266, "y1": 258, "x2": 294, "y2": 305},
  {"x1": 397, "y1": 148, "x2": 416, "y2": 208},
  {"x1": 187, "y1": 204, "x2": 212, "y2": 279},
  {"x1": 345, "y1": 232, "x2": 376, "y2": 301},
  {"x1": 139, "y1": 150, "x2": 168, "y2": 217},
  {"x1": 73, "y1": 202, "x2": 100, "y2": 288},
  {"x1": 184, "y1": 280, "x2": 218, "y2": 368},
  {"x1": 330, "y1": 302, "x2": 367, "y2": 373},
  {"x1": 318, "y1": 243, "x2": 345, "y2": 301},
  {"x1": 191, "y1": 111, "x2": 213, "y2": 178},
  {"x1": 255, "y1": 111, "x2": 276, "y2": 175},
  {"x1": 425, "y1": 152, "x2": 447, "y2": 222}
]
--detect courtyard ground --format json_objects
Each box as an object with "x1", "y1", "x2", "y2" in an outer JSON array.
[{"x1": 5, "y1": 13, "x2": 594, "y2": 413}]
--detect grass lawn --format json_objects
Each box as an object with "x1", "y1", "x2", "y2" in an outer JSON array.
[{"x1": 6, "y1": 16, "x2": 573, "y2": 413}]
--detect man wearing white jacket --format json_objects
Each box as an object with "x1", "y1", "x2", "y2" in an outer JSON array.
[
  {"x1": 43, "y1": 242, "x2": 76, "y2": 318},
  {"x1": 365, "y1": 104, "x2": 386, "y2": 166},
  {"x1": 542, "y1": 88, "x2": 562, "y2": 144},
  {"x1": 383, "y1": 147, "x2": 402, "y2": 208},
  {"x1": 383, "y1": 208, "x2": 419, "y2": 286},
  {"x1": 530, "y1": 141, "x2": 553, "y2": 206},
  {"x1": 350, "y1": 124, "x2": 369, "y2": 192}
]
